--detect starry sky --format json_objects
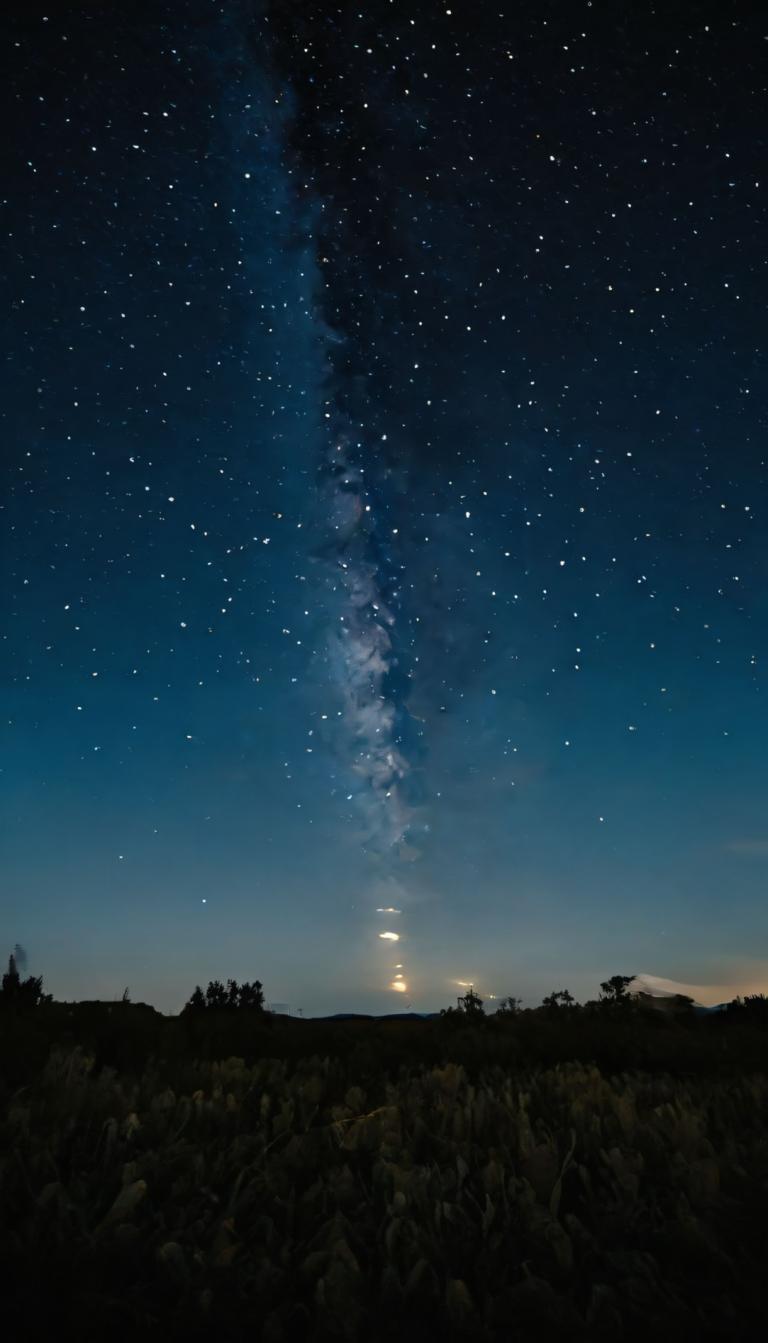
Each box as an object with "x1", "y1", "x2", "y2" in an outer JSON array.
[{"x1": 3, "y1": 1, "x2": 768, "y2": 1015}]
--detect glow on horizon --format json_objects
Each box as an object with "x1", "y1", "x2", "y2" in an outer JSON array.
[{"x1": 630, "y1": 971, "x2": 768, "y2": 1007}]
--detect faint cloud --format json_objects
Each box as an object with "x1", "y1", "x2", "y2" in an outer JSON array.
[
  {"x1": 726, "y1": 839, "x2": 768, "y2": 857},
  {"x1": 629, "y1": 972, "x2": 767, "y2": 1007}
]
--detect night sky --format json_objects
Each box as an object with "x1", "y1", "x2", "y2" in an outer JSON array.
[{"x1": 4, "y1": 1, "x2": 768, "y2": 1014}]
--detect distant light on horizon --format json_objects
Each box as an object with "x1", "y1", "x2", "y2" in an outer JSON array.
[
  {"x1": 376, "y1": 906, "x2": 401, "y2": 914},
  {"x1": 379, "y1": 931, "x2": 400, "y2": 941},
  {"x1": 390, "y1": 979, "x2": 407, "y2": 992}
]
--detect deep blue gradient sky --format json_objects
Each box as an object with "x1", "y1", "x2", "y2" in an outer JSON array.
[{"x1": 3, "y1": 1, "x2": 767, "y2": 1013}]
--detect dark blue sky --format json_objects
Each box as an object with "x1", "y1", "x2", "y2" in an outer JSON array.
[{"x1": 3, "y1": 1, "x2": 767, "y2": 1013}]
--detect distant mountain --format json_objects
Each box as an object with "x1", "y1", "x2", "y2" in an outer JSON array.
[
  {"x1": 316, "y1": 1012, "x2": 441, "y2": 1021},
  {"x1": 380, "y1": 1012, "x2": 442, "y2": 1020},
  {"x1": 319, "y1": 1013, "x2": 373, "y2": 1020}
]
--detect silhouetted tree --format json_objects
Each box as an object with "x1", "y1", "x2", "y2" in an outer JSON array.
[
  {"x1": 183, "y1": 978, "x2": 264, "y2": 1013},
  {"x1": 458, "y1": 986, "x2": 485, "y2": 1018},
  {"x1": 495, "y1": 996, "x2": 522, "y2": 1016},
  {"x1": 237, "y1": 979, "x2": 264, "y2": 1010},
  {"x1": 0, "y1": 952, "x2": 51, "y2": 1010},
  {"x1": 599, "y1": 974, "x2": 636, "y2": 1005},
  {"x1": 440, "y1": 986, "x2": 485, "y2": 1024},
  {"x1": 2, "y1": 953, "x2": 20, "y2": 1000},
  {"x1": 205, "y1": 979, "x2": 229, "y2": 1009},
  {"x1": 542, "y1": 989, "x2": 575, "y2": 1010}
]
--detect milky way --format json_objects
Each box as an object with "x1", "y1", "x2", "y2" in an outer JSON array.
[
  {"x1": 321, "y1": 419, "x2": 414, "y2": 854},
  {"x1": 4, "y1": 1, "x2": 768, "y2": 1012}
]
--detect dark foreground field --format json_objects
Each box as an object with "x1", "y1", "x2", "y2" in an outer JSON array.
[{"x1": 1, "y1": 1004, "x2": 767, "y2": 1341}]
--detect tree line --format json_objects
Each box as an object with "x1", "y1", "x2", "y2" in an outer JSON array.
[
  {"x1": 3, "y1": 951, "x2": 768, "y2": 1022},
  {"x1": 443, "y1": 975, "x2": 699, "y2": 1020},
  {"x1": 183, "y1": 979, "x2": 265, "y2": 1012}
]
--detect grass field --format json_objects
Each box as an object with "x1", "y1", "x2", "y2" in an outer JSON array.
[{"x1": 1, "y1": 1004, "x2": 766, "y2": 1340}]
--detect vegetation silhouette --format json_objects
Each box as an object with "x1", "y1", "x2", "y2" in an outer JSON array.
[
  {"x1": 3, "y1": 950, "x2": 768, "y2": 1337},
  {"x1": 183, "y1": 979, "x2": 265, "y2": 1013},
  {"x1": 440, "y1": 985, "x2": 485, "y2": 1023},
  {"x1": 541, "y1": 988, "x2": 576, "y2": 1011},
  {"x1": 598, "y1": 973, "x2": 635, "y2": 1004},
  {"x1": 0, "y1": 951, "x2": 52, "y2": 1011}
]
